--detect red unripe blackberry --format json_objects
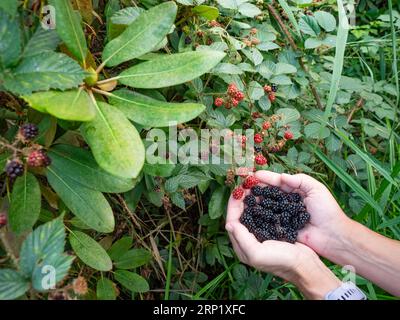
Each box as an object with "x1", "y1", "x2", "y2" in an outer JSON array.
[
  {"x1": 214, "y1": 97, "x2": 224, "y2": 107},
  {"x1": 236, "y1": 167, "x2": 250, "y2": 178},
  {"x1": 227, "y1": 83, "x2": 238, "y2": 95},
  {"x1": 242, "y1": 176, "x2": 259, "y2": 189},
  {"x1": 284, "y1": 131, "x2": 294, "y2": 140},
  {"x1": 27, "y1": 149, "x2": 52, "y2": 168},
  {"x1": 0, "y1": 213, "x2": 6, "y2": 227},
  {"x1": 234, "y1": 91, "x2": 245, "y2": 101},
  {"x1": 19, "y1": 123, "x2": 39, "y2": 141},
  {"x1": 254, "y1": 133, "x2": 263, "y2": 144},
  {"x1": 232, "y1": 187, "x2": 244, "y2": 200},
  {"x1": 231, "y1": 98, "x2": 239, "y2": 107},
  {"x1": 263, "y1": 85, "x2": 272, "y2": 93},
  {"x1": 262, "y1": 121, "x2": 271, "y2": 130},
  {"x1": 5, "y1": 160, "x2": 24, "y2": 179},
  {"x1": 255, "y1": 154, "x2": 267, "y2": 166},
  {"x1": 268, "y1": 93, "x2": 276, "y2": 102}
]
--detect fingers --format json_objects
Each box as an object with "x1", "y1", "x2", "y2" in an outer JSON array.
[
  {"x1": 226, "y1": 189, "x2": 249, "y2": 223},
  {"x1": 280, "y1": 173, "x2": 318, "y2": 194},
  {"x1": 254, "y1": 170, "x2": 282, "y2": 187},
  {"x1": 229, "y1": 223, "x2": 261, "y2": 260}
]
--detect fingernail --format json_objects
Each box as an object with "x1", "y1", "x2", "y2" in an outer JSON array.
[{"x1": 225, "y1": 223, "x2": 234, "y2": 232}]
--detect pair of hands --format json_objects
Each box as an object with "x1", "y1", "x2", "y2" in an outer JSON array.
[{"x1": 226, "y1": 171, "x2": 350, "y2": 294}]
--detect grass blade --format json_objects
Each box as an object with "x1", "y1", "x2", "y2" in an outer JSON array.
[
  {"x1": 277, "y1": 0, "x2": 302, "y2": 39},
  {"x1": 323, "y1": 0, "x2": 349, "y2": 121},
  {"x1": 164, "y1": 232, "x2": 173, "y2": 300}
]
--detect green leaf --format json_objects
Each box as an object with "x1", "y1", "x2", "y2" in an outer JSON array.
[
  {"x1": 23, "y1": 27, "x2": 60, "y2": 58},
  {"x1": 212, "y1": 63, "x2": 243, "y2": 74},
  {"x1": 9, "y1": 173, "x2": 41, "y2": 234},
  {"x1": 118, "y1": 50, "x2": 225, "y2": 89},
  {"x1": 275, "y1": 63, "x2": 297, "y2": 74},
  {"x1": 114, "y1": 249, "x2": 152, "y2": 269},
  {"x1": 277, "y1": 0, "x2": 302, "y2": 38},
  {"x1": 110, "y1": 7, "x2": 144, "y2": 25},
  {"x1": 209, "y1": 186, "x2": 227, "y2": 219},
  {"x1": 114, "y1": 270, "x2": 149, "y2": 293},
  {"x1": 108, "y1": 237, "x2": 133, "y2": 261},
  {"x1": 102, "y1": 2, "x2": 177, "y2": 67},
  {"x1": 48, "y1": 0, "x2": 88, "y2": 62},
  {"x1": 238, "y1": 3, "x2": 261, "y2": 18},
  {"x1": 109, "y1": 89, "x2": 205, "y2": 127},
  {"x1": 69, "y1": 231, "x2": 113, "y2": 271},
  {"x1": 23, "y1": 89, "x2": 95, "y2": 122},
  {"x1": 19, "y1": 218, "x2": 73, "y2": 290},
  {"x1": 0, "y1": 269, "x2": 29, "y2": 300},
  {"x1": 276, "y1": 108, "x2": 300, "y2": 125},
  {"x1": 47, "y1": 167, "x2": 115, "y2": 233},
  {"x1": 0, "y1": 9, "x2": 21, "y2": 67},
  {"x1": 192, "y1": 5, "x2": 219, "y2": 21},
  {"x1": 304, "y1": 37, "x2": 323, "y2": 49},
  {"x1": 170, "y1": 192, "x2": 186, "y2": 210},
  {"x1": 97, "y1": 278, "x2": 117, "y2": 300},
  {"x1": 299, "y1": 15, "x2": 321, "y2": 36},
  {"x1": 48, "y1": 144, "x2": 136, "y2": 193},
  {"x1": 314, "y1": 11, "x2": 336, "y2": 32},
  {"x1": 0, "y1": 0, "x2": 18, "y2": 16},
  {"x1": 71, "y1": 0, "x2": 93, "y2": 23},
  {"x1": 3, "y1": 52, "x2": 85, "y2": 95},
  {"x1": 81, "y1": 101, "x2": 145, "y2": 179},
  {"x1": 304, "y1": 122, "x2": 330, "y2": 139}
]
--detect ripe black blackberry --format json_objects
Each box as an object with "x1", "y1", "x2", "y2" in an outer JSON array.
[
  {"x1": 19, "y1": 123, "x2": 39, "y2": 140},
  {"x1": 271, "y1": 84, "x2": 278, "y2": 92},
  {"x1": 5, "y1": 160, "x2": 24, "y2": 179},
  {"x1": 288, "y1": 192, "x2": 302, "y2": 203},
  {"x1": 280, "y1": 211, "x2": 292, "y2": 226},
  {"x1": 252, "y1": 205, "x2": 264, "y2": 216},
  {"x1": 295, "y1": 212, "x2": 311, "y2": 229},
  {"x1": 250, "y1": 185, "x2": 263, "y2": 197},
  {"x1": 254, "y1": 145, "x2": 262, "y2": 153},
  {"x1": 285, "y1": 228, "x2": 298, "y2": 244},
  {"x1": 244, "y1": 195, "x2": 257, "y2": 207}
]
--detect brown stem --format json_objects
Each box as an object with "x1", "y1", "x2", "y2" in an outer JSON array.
[{"x1": 267, "y1": 4, "x2": 324, "y2": 110}]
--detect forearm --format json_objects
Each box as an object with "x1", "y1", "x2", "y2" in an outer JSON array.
[{"x1": 327, "y1": 218, "x2": 400, "y2": 296}]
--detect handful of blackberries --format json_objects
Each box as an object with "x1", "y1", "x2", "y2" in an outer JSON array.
[{"x1": 239, "y1": 185, "x2": 310, "y2": 243}]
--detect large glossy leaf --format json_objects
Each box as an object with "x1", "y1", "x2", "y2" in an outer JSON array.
[
  {"x1": 81, "y1": 101, "x2": 145, "y2": 179},
  {"x1": 22, "y1": 27, "x2": 60, "y2": 58},
  {"x1": 49, "y1": 144, "x2": 136, "y2": 193},
  {"x1": 19, "y1": 218, "x2": 73, "y2": 291},
  {"x1": 0, "y1": 269, "x2": 29, "y2": 300},
  {"x1": 114, "y1": 270, "x2": 149, "y2": 293},
  {"x1": 0, "y1": 0, "x2": 18, "y2": 16},
  {"x1": 9, "y1": 173, "x2": 41, "y2": 234},
  {"x1": 109, "y1": 89, "x2": 205, "y2": 127},
  {"x1": 47, "y1": 167, "x2": 115, "y2": 233},
  {"x1": 118, "y1": 50, "x2": 225, "y2": 88},
  {"x1": 102, "y1": 1, "x2": 177, "y2": 67},
  {"x1": 23, "y1": 89, "x2": 95, "y2": 122},
  {"x1": 0, "y1": 9, "x2": 21, "y2": 67},
  {"x1": 3, "y1": 52, "x2": 85, "y2": 95},
  {"x1": 69, "y1": 231, "x2": 113, "y2": 271},
  {"x1": 48, "y1": 0, "x2": 87, "y2": 62}
]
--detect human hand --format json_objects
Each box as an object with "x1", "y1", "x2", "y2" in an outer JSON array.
[
  {"x1": 225, "y1": 171, "x2": 342, "y2": 299},
  {"x1": 254, "y1": 170, "x2": 352, "y2": 260}
]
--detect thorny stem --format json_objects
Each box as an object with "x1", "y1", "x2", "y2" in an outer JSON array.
[{"x1": 267, "y1": 4, "x2": 324, "y2": 110}]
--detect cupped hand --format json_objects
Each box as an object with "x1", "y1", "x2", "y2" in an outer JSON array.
[
  {"x1": 254, "y1": 170, "x2": 352, "y2": 259},
  {"x1": 225, "y1": 171, "x2": 325, "y2": 282}
]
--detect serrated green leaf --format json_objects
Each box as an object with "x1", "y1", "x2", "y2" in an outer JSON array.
[
  {"x1": 0, "y1": 269, "x2": 29, "y2": 300},
  {"x1": 23, "y1": 27, "x2": 60, "y2": 58},
  {"x1": 114, "y1": 249, "x2": 152, "y2": 269},
  {"x1": 3, "y1": 52, "x2": 85, "y2": 95},
  {"x1": 170, "y1": 192, "x2": 186, "y2": 210},
  {"x1": 238, "y1": 3, "x2": 261, "y2": 18},
  {"x1": 299, "y1": 15, "x2": 321, "y2": 36},
  {"x1": 209, "y1": 186, "x2": 227, "y2": 219},
  {"x1": 114, "y1": 270, "x2": 149, "y2": 293},
  {"x1": 103, "y1": 2, "x2": 177, "y2": 67},
  {"x1": 304, "y1": 122, "x2": 330, "y2": 139},
  {"x1": 69, "y1": 231, "x2": 113, "y2": 271},
  {"x1": 48, "y1": 144, "x2": 136, "y2": 193},
  {"x1": 118, "y1": 50, "x2": 225, "y2": 89},
  {"x1": 143, "y1": 159, "x2": 175, "y2": 177},
  {"x1": 276, "y1": 108, "x2": 300, "y2": 125},
  {"x1": 97, "y1": 278, "x2": 117, "y2": 300},
  {"x1": 9, "y1": 173, "x2": 41, "y2": 234},
  {"x1": 47, "y1": 167, "x2": 115, "y2": 233},
  {"x1": 23, "y1": 89, "x2": 95, "y2": 122},
  {"x1": 81, "y1": 101, "x2": 145, "y2": 179},
  {"x1": 110, "y1": 7, "x2": 144, "y2": 25},
  {"x1": 0, "y1": 9, "x2": 21, "y2": 67},
  {"x1": 19, "y1": 218, "x2": 73, "y2": 291},
  {"x1": 48, "y1": 0, "x2": 88, "y2": 62},
  {"x1": 109, "y1": 89, "x2": 205, "y2": 127}
]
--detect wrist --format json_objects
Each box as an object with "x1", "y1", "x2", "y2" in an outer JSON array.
[{"x1": 291, "y1": 251, "x2": 342, "y2": 300}]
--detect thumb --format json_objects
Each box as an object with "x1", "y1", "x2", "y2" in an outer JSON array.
[{"x1": 281, "y1": 173, "x2": 318, "y2": 194}]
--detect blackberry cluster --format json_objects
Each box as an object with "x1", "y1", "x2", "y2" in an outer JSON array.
[
  {"x1": 239, "y1": 185, "x2": 310, "y2": 243},
  {"x1": 19, "y1": 123, "x2": 39, "y2": 140},
  {"x1": 5, "y1": 160, "x2": 24, "y2": 179}
]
